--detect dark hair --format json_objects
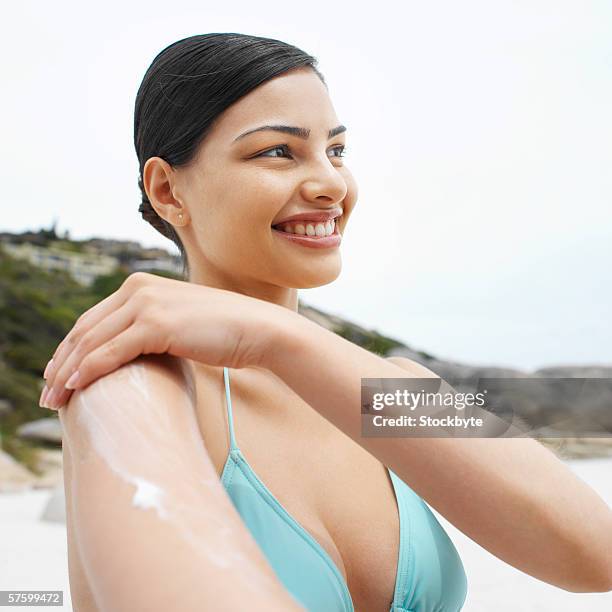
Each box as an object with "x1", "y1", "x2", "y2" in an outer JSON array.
[{"x1": 133, "y1": 33, "x2": 326, "y2": 279}]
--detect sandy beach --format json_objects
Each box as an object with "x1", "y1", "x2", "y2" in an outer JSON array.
[{"x1": 1, "y1": 457, "x2": 610, "y2": 611}]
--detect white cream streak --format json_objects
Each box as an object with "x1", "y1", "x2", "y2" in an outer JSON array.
[
  {"x1": 69, "y1": 360, "x2": 285, "y2": 597},
  {"x1": 129, "y1": 476, "x2": 169, "y2": 519}
]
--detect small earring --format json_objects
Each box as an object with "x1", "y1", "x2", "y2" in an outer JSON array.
[{"x1": 178, "y1": 213, "x2": 183, "y2": 219}]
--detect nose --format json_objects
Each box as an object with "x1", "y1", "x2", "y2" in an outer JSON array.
[{"x1": 299, "y1": 156, "x2": 348, "y2": 204}]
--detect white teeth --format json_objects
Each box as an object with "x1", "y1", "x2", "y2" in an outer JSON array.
[{"x1": 279, "y1": 219, "x2": 335, "y2": 237}]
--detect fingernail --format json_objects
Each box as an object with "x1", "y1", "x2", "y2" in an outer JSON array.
[
  {"x1": 39, "y1": 385, "x2": 49, "y2": 408},
  {"x1": 65, "y1": 370, "x2": 80, "y2": 389},
  {"x1": 43, "y1": 358, "x2": 54, "y2": 379},
  {"x1": 46, "y1": 387, "x2": 57, "y2": 408}
]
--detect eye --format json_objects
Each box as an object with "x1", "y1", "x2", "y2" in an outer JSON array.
[
  {"x1": 256, "y1": 145, "x2": 292, "y2": 158},
  {"x1": 254, "y1": 144, "x2": 348, "y2": 159},
  {"x1": 329, "y1": 144, "x2": 347, "y2": 158}
]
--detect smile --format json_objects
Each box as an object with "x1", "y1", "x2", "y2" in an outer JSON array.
[
  {"x1": 271, "y1": 219, "x2": 342, "y2": 249},
  {"x1": 272, "y1": 218, "x2": 337, "y2": 237}
]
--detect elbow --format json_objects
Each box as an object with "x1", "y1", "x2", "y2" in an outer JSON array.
[
  {"x1": 562, "y1": 543, "x2": 612, "y2": 593},
  {"x1": 567, "y1": 570, "x2": 612, "y2": 594},
  {"x1": 546, "y1": 494, "x2": 612, "y2": 594},
  {"x1": 578, "y1": 518, "x2": 612, "y2": 593},
  {"x1": 582, "y1": 558, "x2": 612, "y2": 593}
]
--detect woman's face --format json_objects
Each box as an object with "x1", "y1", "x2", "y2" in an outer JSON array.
[{"x1": 151, "y1": 66, "x2": 358, "y2": 304}]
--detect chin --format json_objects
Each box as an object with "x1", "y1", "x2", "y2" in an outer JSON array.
[{"x1": 293, "y1": 265, "x2": 342, "y2": 289}]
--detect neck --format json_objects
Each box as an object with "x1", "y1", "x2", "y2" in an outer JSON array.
[{"x1": 188, "y1": 266, "x2": 299, "y2": 313}]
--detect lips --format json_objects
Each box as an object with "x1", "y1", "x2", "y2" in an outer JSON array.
[{"x1": 271, "y1": 208, "x2": 343, "y2": 228}]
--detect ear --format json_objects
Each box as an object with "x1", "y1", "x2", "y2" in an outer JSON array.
[{"x1": 143, "y1": 157, "x2": 184, "y2": 223}]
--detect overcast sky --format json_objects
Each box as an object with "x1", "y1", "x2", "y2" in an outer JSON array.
[{"x1": 2, "y1": 0, "x2": 611, "y2": 371}]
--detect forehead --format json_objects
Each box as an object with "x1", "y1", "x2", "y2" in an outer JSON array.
[{"x1": 209, "y1": 67, "x2": 338, "y2": 140}]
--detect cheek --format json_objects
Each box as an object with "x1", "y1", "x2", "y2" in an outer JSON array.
[
  {"x1": 223, "y1": 169, "x2": 295, "y2": 223},
  {"x1": 241, "y1": 168, "x2": 293, "y2": 199}
]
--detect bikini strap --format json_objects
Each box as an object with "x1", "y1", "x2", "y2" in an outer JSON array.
[{"x1": 223, "y1": 367, "x2": 239, "y2": 452}]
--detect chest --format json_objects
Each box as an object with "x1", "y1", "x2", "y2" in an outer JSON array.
[{"x1": 192, "y1": 365, "x2": 401, "y2": 612}]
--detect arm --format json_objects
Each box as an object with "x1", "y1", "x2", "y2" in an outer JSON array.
[
  {"x1": 58, "y1": 354, "x2": 304, "y2": 612},
  {"x1": 264, "y1": 315, "x2": 612, "y2": 593},
  {"x1": 62, "y1": 437, "x2": 100, "y2": 612}
]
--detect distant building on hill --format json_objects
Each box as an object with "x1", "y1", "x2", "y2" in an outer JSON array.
[
  {"x1": 130, "y1": 258, "x2": 183, "y2": 275},
  {"x1": 1, "y1": 241, "x2": 119, "y2": 286},
  {"x1": 0, "y1": 226, "x2": 183, "y2": 284}
]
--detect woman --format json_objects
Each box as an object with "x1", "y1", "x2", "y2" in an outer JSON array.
[{"x1": 41, "y1": 33, "x2": 612, "y2": 611}]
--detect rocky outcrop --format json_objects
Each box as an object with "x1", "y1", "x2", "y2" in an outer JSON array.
[
  {"x1": 16, "y1": 418, "x2": 63, "y2": 444},
  {"x1": 385, "y1": 348, "x2": 612, "y2": 457},
  {"x1": 31, "y1": 448, "x2": 63, "y2": 489},
  {"x1": 534, "y1": 365, "x2": 612, "y2": 378}
]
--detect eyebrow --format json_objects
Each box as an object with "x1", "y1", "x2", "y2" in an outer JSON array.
[{"x1": 233, "y1": 124, "x2": 347, "y2": 143}]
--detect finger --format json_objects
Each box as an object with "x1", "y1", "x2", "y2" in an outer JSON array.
[
  {"x1": 44, "y1": 289, "x2": 127, "y2": 389},
  {"x1": 45, "y1": 304, "x2": 135, "y2": 409},
  {"x1": 51, "y1": 322, "x2": 152, "y2": 410}
]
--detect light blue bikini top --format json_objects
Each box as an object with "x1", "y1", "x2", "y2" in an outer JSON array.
[{"x1": 219, "y1": 367, "x2": 468, "y2": 611}]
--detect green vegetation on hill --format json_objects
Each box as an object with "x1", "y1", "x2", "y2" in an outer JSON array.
[
  {"x1": 0, "y1": 246, "x2": 190, "y2": 465},
  {"x1": 334, "y1": 323, "x2": 406, "y2": 357},
  {"x1": 0, "y1": 250, "x2": 131, "y2": 439}
]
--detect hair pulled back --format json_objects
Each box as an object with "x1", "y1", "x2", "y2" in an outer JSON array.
[{"x1": 134, "y1": 33, "x2": 325, "y2": 278}]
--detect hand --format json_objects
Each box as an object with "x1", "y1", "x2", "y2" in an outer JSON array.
[{"x1": 40, "y1": 272, "x2": 288, "y2": 410}]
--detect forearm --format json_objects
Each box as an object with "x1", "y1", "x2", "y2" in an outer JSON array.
[
  {"x1": 265, "y1": 313, "x2": 612, "y2": 592},
  {"x1": 59, "y1": 358, "x2": 303, "y2": 612}
]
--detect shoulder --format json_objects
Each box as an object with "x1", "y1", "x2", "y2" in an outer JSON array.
[
  {"x1": 59, "y1": 354, "x2": 198, "y2": 459},
  {"x1": 385, "y1": 355, "x2": 440, "y2": 378},
  {"x1": 64, "y1": 353, "x2": 194, "y2": 410}
]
